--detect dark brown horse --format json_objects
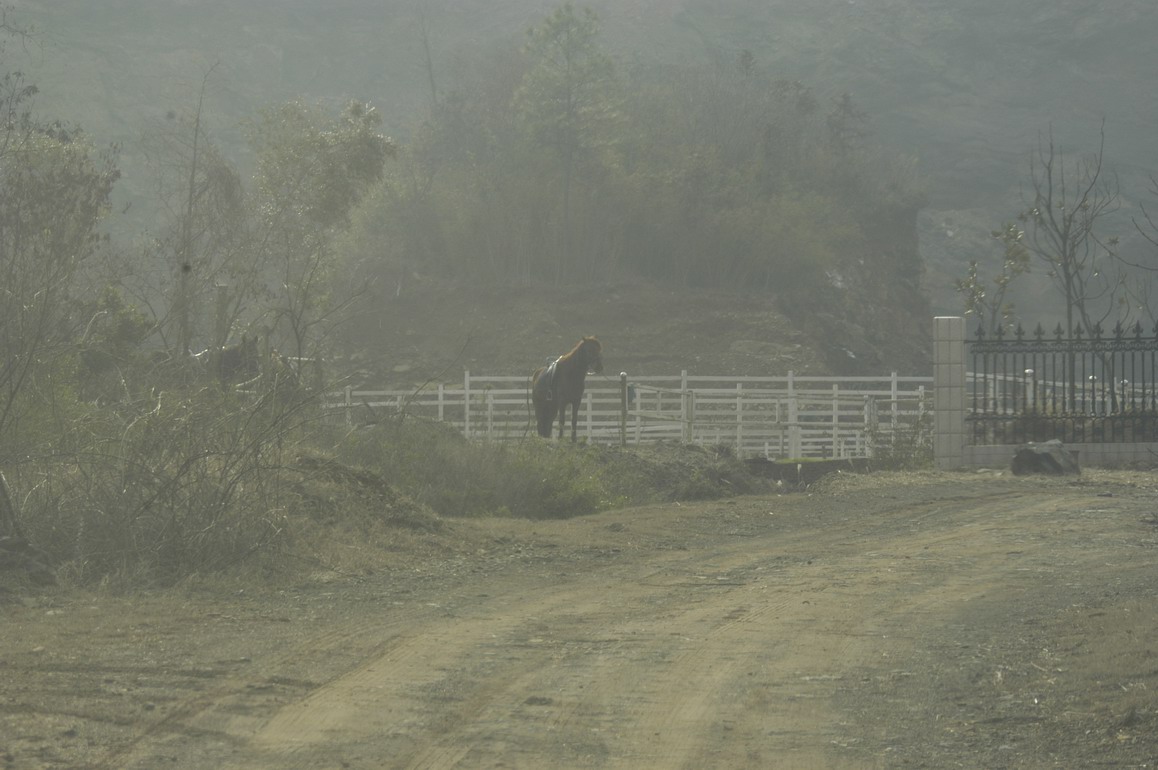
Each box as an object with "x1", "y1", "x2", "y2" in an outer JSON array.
[
  {"x1": 531, "y1": 336, "x2": 604, "y2": 441},
  {"x1": 190, "y1": 335, "x2": 260, "y2": 387}
]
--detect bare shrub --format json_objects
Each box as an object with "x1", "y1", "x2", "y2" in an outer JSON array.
[
  {"x1": 20, "y1": 385, "x2": 312, "y2": 585},
  {"x1": 868, "y1": 410, "x2": 934, "y2": 470}
]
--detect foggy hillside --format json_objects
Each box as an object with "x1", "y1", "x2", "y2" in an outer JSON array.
[{"x1": 8, "y1": 0, "x2": 1158, "y2": 320}]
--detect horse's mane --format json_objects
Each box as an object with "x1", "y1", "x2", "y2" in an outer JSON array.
[{"x1": 561, "y1": 336, "x2": 600, "y2": 361}]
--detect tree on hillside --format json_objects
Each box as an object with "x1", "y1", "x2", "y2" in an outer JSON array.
[
  {"x1": 613, "y1": 64, "x2": 872, "y2": 297},
  {"x1": 339, "y1": 28, "x2": 925, "y2": 353},
  {"x1": 514, "y1": 3, "x2": 620, "y2": 283},
  {"x1": 825, "y1": 92, "x2": 871, "y2": 159},
  {"x1": 250, "y1": 100, "x2": 395, "y2": 359},
  {"x1": 0, "y1": 65, "x2": 119, "y2": 458},
  {"x1": 350, "y1": 44, "x2": 547, "y2": 290}
]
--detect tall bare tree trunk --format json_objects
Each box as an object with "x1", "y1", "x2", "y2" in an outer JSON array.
[{"x1": 0, "y1": 470, "x2": 20, "y2": 539}]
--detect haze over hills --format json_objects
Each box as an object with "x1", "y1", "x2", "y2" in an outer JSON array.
[{"x1": 8, "y1": 0, "x2": 1157, "y2": 325}]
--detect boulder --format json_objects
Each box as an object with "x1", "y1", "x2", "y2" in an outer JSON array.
[{"x1": 1010, "y1": 439, "x2": 1081, "y2": 476}]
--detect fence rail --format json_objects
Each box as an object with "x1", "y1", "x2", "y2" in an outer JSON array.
[{"x1": 323, "y1": 371, "x2": 932, "y2": 460}]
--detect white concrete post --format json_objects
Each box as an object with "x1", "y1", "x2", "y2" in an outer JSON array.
[
  {"x1": 787, "y1": 370, "x2": 801, "y2": 458},
  {"x1": 934, "y1": 317, "x2": 967, "y2": 469}
]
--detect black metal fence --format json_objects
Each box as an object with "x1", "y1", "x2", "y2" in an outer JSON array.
[{"x1": 968, "y1": 321, "x2": 1158, "y2": 444}]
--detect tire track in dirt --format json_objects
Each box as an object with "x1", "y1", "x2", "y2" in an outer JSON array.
[
  {"x1": 579, "y1": 491, "x2": 1065, "y2": 769},
  {"x1": 97, "y1": 600, "x2": 474, "y2": 770},
  {"x1": 364, "y1": 492, "x2": 1037, "y2": 767},
  {"x1": 228, "y1": 586, "x2": 640, "y2": 768},
  {"x1": 103, "y1": 487, "x2": 1056, "y2": 769}
]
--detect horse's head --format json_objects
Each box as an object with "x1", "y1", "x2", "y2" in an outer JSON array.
[{"x1": 581, "y1": 336, "x2": 603, "y2": 375}]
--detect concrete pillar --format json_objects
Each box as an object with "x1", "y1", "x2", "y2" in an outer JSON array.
[{"x1": 933, "y1": 316, "x2": 967, "y2": 469}]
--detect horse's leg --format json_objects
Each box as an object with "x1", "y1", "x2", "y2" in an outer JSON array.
[
  {"x1": 570, "y1": 399, "x2": 579, "y2": 442},
  {"x1": 556, "y1": 403, "x2": 566, "y2": 439},
  {"x1": 534, "y1": 399, "x2": 549, "y2": 437}
]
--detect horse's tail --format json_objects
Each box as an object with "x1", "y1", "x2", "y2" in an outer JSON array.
[{"x1": 531, "y1": 367, "x2": 554, "y2": 438}]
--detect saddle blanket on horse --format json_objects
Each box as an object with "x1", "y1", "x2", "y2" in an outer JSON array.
[{"x1": 534, "y1": 358, "x2": 560, "y2": 402}]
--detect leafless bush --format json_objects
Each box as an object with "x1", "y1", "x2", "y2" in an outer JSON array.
[{"x1": 19, "y1": 384, "x2": 316, "y2": 585}]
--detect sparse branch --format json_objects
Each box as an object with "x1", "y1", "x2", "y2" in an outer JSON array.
[
  {"x1": 954, "y1": 222, "x2": 1030, "y2": 333},
  {"x1": 176, "y1": 61, "x2": 221, "y2": 354},
  {"x1": 1019, "y1": 121, "x2": 1121, "y2": 334},
  {"x1": 1130, "y1": 173, "x2": 1158, "y2": 254}
]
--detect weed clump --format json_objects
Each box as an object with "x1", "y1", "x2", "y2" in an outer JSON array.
[{"x1": 336, "y1": 422, "x2": 774, "y2": 519}]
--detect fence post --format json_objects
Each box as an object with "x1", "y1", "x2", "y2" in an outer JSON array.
[
  {"x1": 683, "y1": 389, "x2": 695, "y2": 443},
  {"x1": 586, "y1": 391, "x2": 593, "y2": 440},
  {"x1": 438, "y1": 383, "x2": 445, "y2": 422},
  {"x1": 891, "y1": 370, "x2": 899, "y2": 431},
  {"x1": 736, "y1": 382, "x2": 744, "y2": 454},
  {"x1": 463, "y1": 370, "x2": 471, "y2": 439},
  {"x1": 864, "y1": 395, "x2": 878, "y2": 457},
  {"x1": 832, "y1": 382, "x2": 840, "y2": 458},
  {"x1": 934, "y1": 317, "x2": 967, "y2": 469},
  {"x1": 635, "y1": 383, "x2": 644, "y2": 443},
  {"x1": 787, "y1": 371, "x2": 801, "y2": 458},
  {"x1": 344, "y1": 385, "x2": 352, "y2": 426},
  {"x1": 620, "y1": 372, "x2": 628, "y2": 446},
  {"x1": 776, "y1": 399, "x2": 784, "y2": 457}
]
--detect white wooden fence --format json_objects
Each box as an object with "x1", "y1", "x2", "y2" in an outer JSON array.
[{"x1": 324, "y1": 371, "x2": 932, "y2": 460}]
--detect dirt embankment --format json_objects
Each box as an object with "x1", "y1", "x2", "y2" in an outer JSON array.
[{"x1": 2, "y1": 470, "x2": 1157, "y2": 769}]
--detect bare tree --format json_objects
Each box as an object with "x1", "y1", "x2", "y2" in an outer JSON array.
[
  {"x1": 1135, "y1": 174, "x2": 1158, "y2": 252},
  {"x1": 1019, "y1": 122, "x2": 1122, "y2": 336},
  {"x1": 138, "y1": 63, "x2": 250, "y2": 355},
  {"x1": 1013, "y1": 123, "x2": 1129, "y2": 410}
]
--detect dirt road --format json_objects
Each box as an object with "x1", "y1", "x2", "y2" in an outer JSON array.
[{"x1": 3, "y1": 471, "x2": 1157, "y2": 768}]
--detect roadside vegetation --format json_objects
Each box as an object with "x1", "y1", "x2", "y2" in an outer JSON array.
[
  {"x1": 7, "y1": 408, "x2": 783, "y2": 587},
  {"x1": 0, "y1": 3, "x2": 936, "y2": 590}
]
